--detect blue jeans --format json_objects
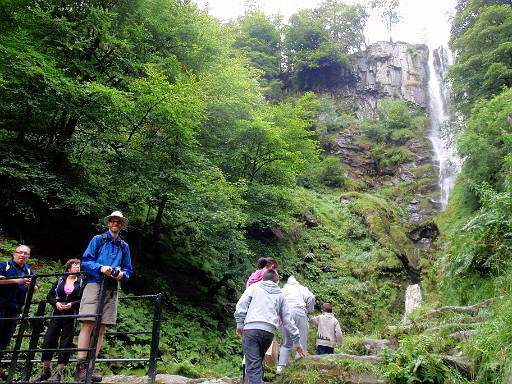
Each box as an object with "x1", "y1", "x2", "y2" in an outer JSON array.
[
  {"x1": 317, "y1": 345, "x2": 334, "y2": 355},
  {"x1": 242, "y1": 329, "x2": 274, "y2": 384}
]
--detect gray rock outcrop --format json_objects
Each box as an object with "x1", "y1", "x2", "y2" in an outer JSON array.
[{"x1": 339, "y1": 41, "x2": 429, "y2": 117}]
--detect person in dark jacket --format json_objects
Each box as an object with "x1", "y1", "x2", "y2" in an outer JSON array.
[
  {"x1": 32, "y1": 259, "x2": 84, "y2": 383},
  {"x1": 0, "y1": 245, "x2": 36, "y2": 378}
]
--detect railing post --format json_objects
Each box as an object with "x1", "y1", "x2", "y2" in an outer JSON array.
[
  {"x1": 148, "y1": 293, "x2": 162, "y2": 384},
  {"x1": 85, "y1": 278, "x2": 107, "y2": 384},
  {"x1": 21, "y1": 301, "x2": 47, "y2": 381},
  {"x1": 7, "y1": 275, "x2": 38, "y2": 383}
]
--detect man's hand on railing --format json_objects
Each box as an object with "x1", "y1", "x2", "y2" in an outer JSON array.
[{"x1": 17, "y1": 277, "x2": 31, "y2": 287}]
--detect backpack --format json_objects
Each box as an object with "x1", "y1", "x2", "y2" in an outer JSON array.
[
  {"x1": 95, "y1": 233, "x2": 125, "y2": 259},
  {"x1": 94, "y1": 233, "x2": 125, "y2": 291}
]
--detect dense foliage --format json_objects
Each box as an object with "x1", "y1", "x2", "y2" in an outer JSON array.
[
  {"x1": 5, "y1": 0, "x2": 512, "y2": 381},
  {"x1": 434, "y1": 0, "x2": 512, "y2": 381}
]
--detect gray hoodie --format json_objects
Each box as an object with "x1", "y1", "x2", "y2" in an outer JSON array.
[{"x1": 234, "y1": 281, "x2": 301, "y2": 346}]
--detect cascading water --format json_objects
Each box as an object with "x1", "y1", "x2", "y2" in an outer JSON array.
[
  {"x1": 427, "y1": 46, "x2": 461, "y2": 210},
  {"x1": 403, "y1": 48, "x2": 460, "y2": 319}
]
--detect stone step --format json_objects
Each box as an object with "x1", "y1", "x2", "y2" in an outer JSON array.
[
  {"x1": 423, "y1": 322, "x2": 481, "y2": 334},
  {"x1": 307, "y1": 353, "x2": 383, "y2": 364},
  {"x1": 275, "y1": 353, "x2": 387, "y2": 384},
  {"x1": 386, "y1": 320, "x2": 481, "y2": 336}
]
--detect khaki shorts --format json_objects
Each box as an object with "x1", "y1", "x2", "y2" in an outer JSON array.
[{"x1": 78, "y1": 283, "x2": 118, "y2": 325}]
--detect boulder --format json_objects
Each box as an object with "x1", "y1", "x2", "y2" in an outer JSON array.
[{"x1": 362, "y1": 338, "x2": 398, "y2": 354}]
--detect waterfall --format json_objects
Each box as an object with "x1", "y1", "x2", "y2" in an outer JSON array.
[
  {"x1": 403, "y1": 284, "x2": 423, "y2": 322},
  {"x1": 427, "y1": 46, "x2": 461, "y2": 210}
]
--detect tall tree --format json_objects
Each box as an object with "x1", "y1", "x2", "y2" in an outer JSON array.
[
  {"x1": 231, "y1": 10, "x2": 283, "y2": 100},
  {"x1": 284, "y1": 6, "x2": 359, "y2": 91},
  {"x1": 448, "y1": 2, "x2": 512, "y2": 115},
  {"x1": 371, "y1": 0, "x2": 402, "y2": 42}
]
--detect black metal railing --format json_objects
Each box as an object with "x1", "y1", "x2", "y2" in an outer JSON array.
[{"x1": 0, "y1": 272, "x2": 162, "y2": 384}]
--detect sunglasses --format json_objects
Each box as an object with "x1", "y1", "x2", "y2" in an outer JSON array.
[{"x1": 109, "y1": 220, "x2": 123, "y2": 224}]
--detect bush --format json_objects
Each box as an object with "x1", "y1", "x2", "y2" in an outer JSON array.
[
  {"x1": 369, "y1": 146, "x2": 414, "y2": 174},
  {"x1": 360, "y1": 99, "x2": 424, "y2": 145},
  {"x1": 465, "y1": 290, "x2": 512, "y2": 383},
  {"x1": 317, "y1": 156, "x2": 348, "y2": 188},
  {"x1": 382, "y1": 334, "x2": 464, "y2": 384},
  {"x1": 447, "y1": 183, "x2": 512, "y2": 278}
]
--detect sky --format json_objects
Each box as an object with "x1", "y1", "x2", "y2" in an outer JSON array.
[{"x1": 193, "y1": 0, "x2": 456, "y2": 49}]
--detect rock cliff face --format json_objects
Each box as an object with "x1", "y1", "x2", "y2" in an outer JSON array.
[
  {"x1": 330, "y1": 41, "x2": 439, "y2": 253},
  {"x1": 338, "y1": 41, "x2": 430, "y2": 117},
  {"x1": 331, "y1": 40, "x2": 436, "y2": 199}
]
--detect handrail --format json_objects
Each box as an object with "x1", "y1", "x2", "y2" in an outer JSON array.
[{"x1": 1, "y1": 271, "x2": 162, "y2": 384}]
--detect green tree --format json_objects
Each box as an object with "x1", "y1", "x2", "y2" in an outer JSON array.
[
  {"x1": 317, "y1": 0, "x2": 368, "y2": 52},
  {"x1": 448, "y1": 2, "x2": 512, "y2": 115},
  {"x1": 231, "y1": 10, "x2": 283, "y2": 100},
  {"x1": 371, "y1": 0, "x2": 402, "y2": 43},
  {"x1": 284, "y1": 6, "x2": 357, "y2": 91},
  {"x1": 457, "y1": 87, "x2": 512, "y2": 191}
]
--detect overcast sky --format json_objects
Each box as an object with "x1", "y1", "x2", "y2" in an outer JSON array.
[{"x1": 193, "y1": 0, "x2": 456, "y2": 49}]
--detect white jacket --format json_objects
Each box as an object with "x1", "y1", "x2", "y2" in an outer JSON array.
[{"x1": 281, "y1": 276, "x2": 315, "y2": 315}]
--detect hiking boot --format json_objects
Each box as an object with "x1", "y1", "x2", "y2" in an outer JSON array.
[
  {"x1": 74, "y1": 360, "x2": 102, "y2": 382},
  {"x1": 74, "y1": 360, "x2": 87, "y2": 382},
  {"x1": 91, "y1": 369, "x2": 102, "y2": 382},
  {"x1": 31, "y1": 366, "x2": 51, "y2": 382},
  {"x1": 47, "y1": 368, "x2": 63, "y2": 383}
]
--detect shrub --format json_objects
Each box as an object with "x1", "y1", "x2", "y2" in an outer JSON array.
[
  {"x1": 317, "y1": 156, "x2": 348, "y2": 188},
  {"x1": 382, "y1": 334, "x2": 464, "y2": 384}
]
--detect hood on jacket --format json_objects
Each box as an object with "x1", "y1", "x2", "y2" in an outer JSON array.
[
  {"x1": 286, "y1": 276, "x2": 299, "y2": 285},
  {"x1": 258, "y1": 280, "x2": 282, "y2": 295}
]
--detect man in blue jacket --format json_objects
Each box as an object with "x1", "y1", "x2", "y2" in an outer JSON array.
[
  {"x1": 75, "y1": 211, "x2": 132, "y2": 382},
  {"x1": 0, "y1": 245, "x2": 35, "y2": 375},
  {"x1": 234, "y1": 269, "x2": 304, "y2": 384}
]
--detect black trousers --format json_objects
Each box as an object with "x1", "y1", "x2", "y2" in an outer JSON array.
[
  {"x1": 41, "y1": 315, "x2": 76, "y2": 364},
  {"x1": 242, "y1": 329, "x2": 274, "y2": 384},
  {"x1": 0, "y1": 307, "x2": 20, "y2": 362}
]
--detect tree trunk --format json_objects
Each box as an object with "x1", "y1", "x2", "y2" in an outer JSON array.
[
  {"x1": 152, "y1": 195, "x2": 168, "y2": 241},
  {"x1": 16, "y1": 104, "x2": 31, "y2": 143}
]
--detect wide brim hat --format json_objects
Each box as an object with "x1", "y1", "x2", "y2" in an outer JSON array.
[{"x1": 104, "y1": 210, "x2": 128, "y2": 227}]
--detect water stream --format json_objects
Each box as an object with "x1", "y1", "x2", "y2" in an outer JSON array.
[
  {"x1": 404, "y1": 47, "x2": 462, "y2": 318},
  {"x1": 427, "y1": 46, "x2": 461, "y2": 210}
]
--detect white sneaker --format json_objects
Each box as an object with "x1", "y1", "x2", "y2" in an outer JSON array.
[{"x1": 276, "y1": 365, "x2": 284, "y2": 375}]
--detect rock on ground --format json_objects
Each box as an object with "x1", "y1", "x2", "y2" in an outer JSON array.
[{"x1": 103, "y1": 374, "x2": 238, "y2": 384}]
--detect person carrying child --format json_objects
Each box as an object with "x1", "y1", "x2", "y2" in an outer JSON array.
[{"x1": 309, "y1": 303, "x2": 343, "y2": 354}]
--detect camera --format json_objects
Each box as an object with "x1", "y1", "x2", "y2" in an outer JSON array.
[{"x1": 111, "y1": 267, "x2": 121, "y2": 278}]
